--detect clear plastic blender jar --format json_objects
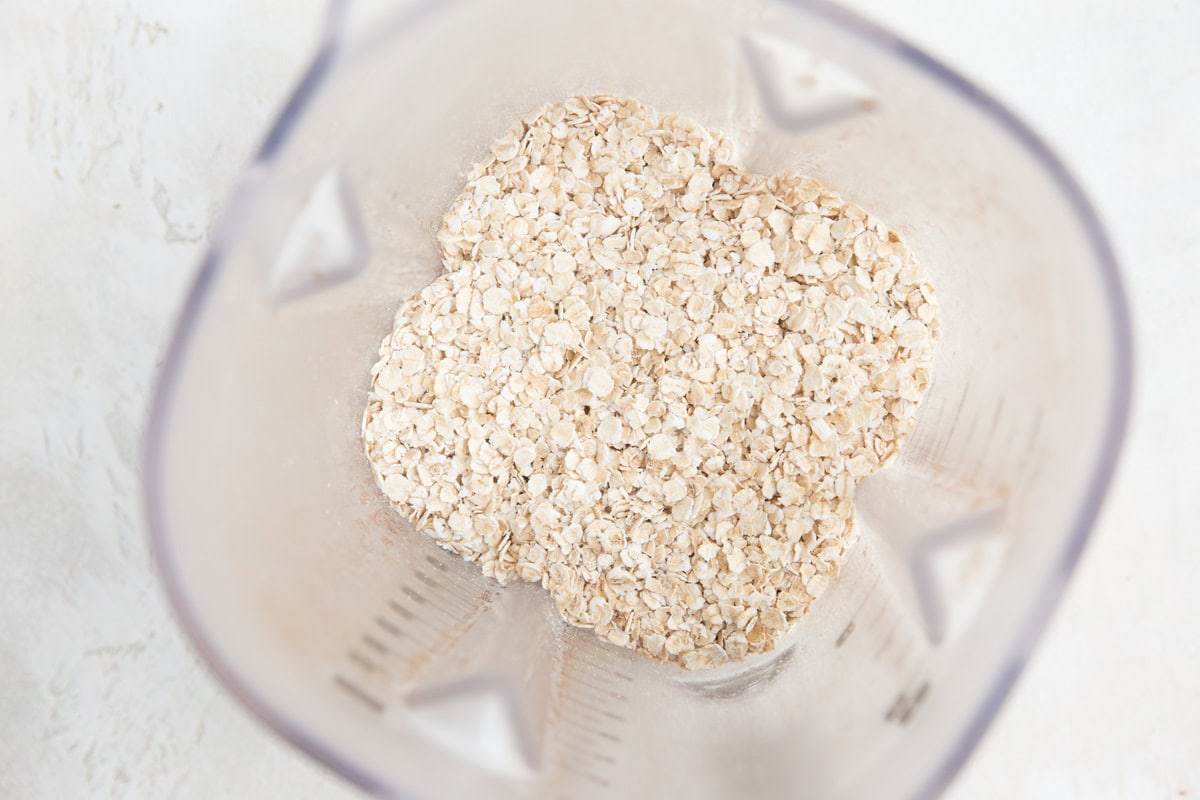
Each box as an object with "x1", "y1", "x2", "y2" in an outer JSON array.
[{"x1": 145, "y1": 1, "x2": 1133, "y2": 798}]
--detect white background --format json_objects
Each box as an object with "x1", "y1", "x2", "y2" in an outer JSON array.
[{"x1": 1, "y1": 1, "x2": 1196, "y2": 797}]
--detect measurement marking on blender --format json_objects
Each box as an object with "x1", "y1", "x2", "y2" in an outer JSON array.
[
  {"x1": 386, "y1": 599, "x2": 440, "y2": 629},
  {"x1": 559, "y1": 716, "x2": 621, "y2": 742},
  {"x1": 566, "y1": 675, "x2": 629, "y2": 701},
  {"x1": 554, "y1": 700, "x2": 626, "y2": 742},
  {"x1": 424, "y1": 554, "x2": 453, "y2": 571},
  {"x1": 562, "y1": 705, "x2": 626, "y2": 729},
  {"x1": 361, "y1": 633, "x2": 391, "y2": 655},
  {"x1": 334, "y1": 675, "x2": 384, "y2": 713},
  {"x1": 885, "y1": 680, "x2": 931, "y2": 724},
  {"x1": 554, "y1": 753, "x2": 614, "y2": 767},
  {"x1": 901, "y1": 681, "x2": 931, "y2": 723},
  {"x1": 555, "y1": 715, "x2": 625, "y2": 749},
  {"x1": 412, "y1": 566, "x2": 473, "y2": 597},
  {"x1": 557, "y1": 747, "x2": 617, "y2": 766},
  {"x1": 386, "y1": 599, "x2": 418, "y2": 621},
  {"x1": 401, "y1": 585, "x2": 431, "y2": 605},
  {"x1": 560, "y1": 694, "x2": 627, "y2": 723},
  {"x1": 556, "y1": 762, "x2": 612, "y2": 788},
  {"x1": 556, "y1": 748, "x2": 619, "y2": 773},
  {"x1": 572, "y1": 659, "x2": 634, "y2": 683},
  {"x1": 384, "y1": 602, "x2": 446, "y2": 641},
  {"x1": 371, "y1": 624, "x2": 422, "y2": 658},
  {"x1": 347, "y1": 650, "x2": 380, "y2": 673},
  {"x1": 412, "y1": 569, "x2": 482, "y2": 606},
  {"x1": 400, "y1": 584, "x2": 473, "y2": 618},
  {"x1": 551, "y1": 650, "x2": 631, "y2": 793},
  {"x1": 416, "y1": 590, "x2": 475, "y2": 618},
  {"x1": 567, "y1": 660, "x2": 634, "y2": 686},
  {"x1": 557, "y1": 729, "x2": 620, "y2": 757},
  {"x1": 375, "y1": 615, "x2": 404, "y2": 638}
]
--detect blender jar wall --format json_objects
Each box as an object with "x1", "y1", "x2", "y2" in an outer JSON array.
[{"x1": 147, "y1": 1, "x2": 1131, "y2": 798}]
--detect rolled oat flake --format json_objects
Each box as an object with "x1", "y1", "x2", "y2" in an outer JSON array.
[{"x1": 362, "y1": 94, "x2": 938, "y2": 669}]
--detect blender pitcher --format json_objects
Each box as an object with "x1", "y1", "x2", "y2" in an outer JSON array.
[{"x1": 144, "y1": 0, "x2": 1133, "y2": 798}]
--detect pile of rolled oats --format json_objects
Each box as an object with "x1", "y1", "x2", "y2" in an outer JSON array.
[{"x1": 362, "y1": 95, "x2": 937, "y2": 669}]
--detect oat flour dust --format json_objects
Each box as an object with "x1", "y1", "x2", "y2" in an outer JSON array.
[{"x1": 362, "y1": 95, "x2": 938, "y2": 670}]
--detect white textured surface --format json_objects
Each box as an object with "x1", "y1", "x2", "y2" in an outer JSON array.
[{"x1": 1, "y1": 1, "x2": 1196, "y2": 798}]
